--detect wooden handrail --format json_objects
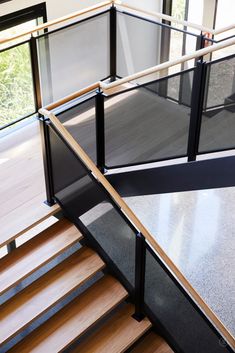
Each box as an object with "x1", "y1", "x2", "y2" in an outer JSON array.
[
  {"x1": 44, "y1": 82, "x2": 100, "y2": 111},
  {"x1": 116, "y1": 1, "x2": 214, "y2": 35},
  {"x1": 213, "y1": 23, "x2": 235, "y2": 36},
  {"x1": 100, "y1": 35, "x2": 235, "y2": 93},
  {"x1": 0, "y1": 1, "x2": 112, "y2": 45},
  {"x1": 39, "y1": 107, "x2": 235, "y2": 350},
  {"x1": 117, "y1": 1, "x2": 235, "y2": 37}
]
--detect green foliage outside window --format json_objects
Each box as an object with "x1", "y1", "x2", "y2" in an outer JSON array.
[{"x1": 0, "y1": 43, "x2": 35, "y2": 128}]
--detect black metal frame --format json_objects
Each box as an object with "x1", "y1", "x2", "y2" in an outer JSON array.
[
  {"x1": 133, "y1": 233, "x2": 146, "y2": 321},
  {"x1": 96, "y1": 90, "x2": 106, "y2": 173},
  {"x1": 39, "y1": 117, "x2": 55, "y2": 206},
  {"x1": 110, "y1": 5, "x2": 117, "y2": 81}
]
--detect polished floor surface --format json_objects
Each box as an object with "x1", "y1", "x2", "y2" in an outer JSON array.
[
  {"x1": 125, "y1": 187, "x2": 235, "y2": 337},
  {"x1": 0, "y1": 120, "x2": 58, "y2": 250}
]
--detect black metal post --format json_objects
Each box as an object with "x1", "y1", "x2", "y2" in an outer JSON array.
[
  {"x1": 187, "y1": 60, "x2": 207, "y2": 162},
  {"x1": 30, "y1": 35, "x2": 42, "y2": 110},
  {"x1": 7, "y1": 240, "x2": 16, "y2": 254},
  {"x1": 39, "y1": 117, "x2": 56, "y2": 205},
  {"x1": 95, "y1": 90, "x2": 105, "y2": 173},
  {"x1": 30, "y1": 35, "x2": 55, "y2": 205},
  {"x1": 158, "y1": 0, "x2": 172, "y2": 97},
  {"x1": 195, "y1": 33, "x2": 206, "y2": 63},
  {"x1": 133, "y1": 233, "x2": 146, "y2": 321},
  {"x1": 110, "y1": 4, "x2": 117, "y2": 81}
]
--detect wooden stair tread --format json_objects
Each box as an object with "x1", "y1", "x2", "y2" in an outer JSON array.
[
  {"x1": 0, "y1": 218, "x2": 82, "y2": 295},
  {"x1": 8, "y1": 275, "x2": 128, "y2": 353},
  {"x1": 72, "y1": 304, "x2": 152, "y2": 353},
  {"x1": 0, "y1": 247, "x2": 105, "y2": 345},
  {"x1": 0, "y1": 194, "x2": 60, "y2": 248},
  {"x1": 130, "y1": 331, "x2": 174, "y2": 353}
]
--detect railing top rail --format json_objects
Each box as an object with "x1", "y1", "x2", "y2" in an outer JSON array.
[
  {"x1": 117, "y1": 1, "x2": 235, "y2": 36},
  {"x1": 39, "y1": 107, "x2": 235, "y2": 350},
  {"x1": 100, "y1": 35, "x2": 235, "y2": 93},
  {"x1": 0, "y1": 1, "x2": 112, "y2": 45},
  {"x1": 44, "y1": 82, "x2": 100, "y2": 111},
  {"x1": 116, "y1": 1, "x2": 213, "y2": 34},
  {"x1": 1, "y1": 0, "x2": 234, "y2": 47}
]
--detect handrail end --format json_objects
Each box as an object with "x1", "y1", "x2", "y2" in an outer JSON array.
[
  {"x1": 39, "y1": 108, "x2": 53, "y2": 118},
  {"x1": 99, "y1": 81, "x2": 109, "y2": 90}
]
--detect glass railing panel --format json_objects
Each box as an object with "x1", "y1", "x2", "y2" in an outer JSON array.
[
  {"x1": 80, "y1": 201, "x2": 136, "y2": 288},
  {"x1": 104, "y1": 69, "x2": 194, "y2": 168},
  {"x1": 116, "y1": 11, "x2": 198, "y2": 79},
  {"x1": 0, "y1": 42, "x2": 36, "y2": 128},
  {"x1": 199, "y1": 54, "x2": 235, "y2": 153},
  {"x1": 37, "y1": 12, "x2": 110, "y2": 106},
  {"x1": 145, "y1": 244, "x2": 232, "y2": 353},
  {"x1": 56, "y1": 96, "x2": 97, "y2": 163},
  {"x1": 48, "y1": 123, "x2": 136, "y2": 290}
]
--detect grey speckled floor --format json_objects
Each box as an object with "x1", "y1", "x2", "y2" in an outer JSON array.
[{"x1": 124, "y1": 186, "x2": 235, "y2": 337}]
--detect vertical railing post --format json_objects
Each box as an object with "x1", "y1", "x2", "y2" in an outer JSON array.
[
  {"x1": 95, "y1": 90, "x2": 105, "y2": 173},
  {"x1": 133, "y1": 233, "x2": 146, "y2": 321},
  {"x1": 7, "y1": 241, "x2": 16, "y2": 254},
  {"x1": 195, "y1": 33, "x2": 206, "y2": 62},
  {"x1": 30, "y1": 34, "x2": 55, "y2": 205},
  {"x1": 39, "y1": 116, "x2": 55, "y2": 205},
  {"x1": 30, "y1": 35, "x2": 42, "y2": 111},
  {"x1": 110, "y1": 3, "x2": 117, "y2": 81},
  {"x1": 187, "y1": 60, "x2": 207, "y2": 162}
]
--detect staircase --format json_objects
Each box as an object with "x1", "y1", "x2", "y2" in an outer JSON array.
[{"x1": 0, "y1": 215, "x2": 173, "y2": 353}]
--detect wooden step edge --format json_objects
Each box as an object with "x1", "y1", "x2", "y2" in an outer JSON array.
[
  {"x1": 0, "y1": 203, "x2": 60, "y2": 248},
  {"x1": 130, "y1": 331, "x2": 174, "y2": 353},
  {"x1": 8, "y1": 275, "x2": 128, "y2": 353},
  {"x1": 0, "y1": 218, "x2": 82, "y2": 296},
  {"x1": 0, "y1": 247, "x2": 105, "y2": 345},
  {"x1": 72, "y1": 304, "x2": 152, "y2": 353}
]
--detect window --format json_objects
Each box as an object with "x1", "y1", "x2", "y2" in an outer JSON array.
[{"x1": 0, "y1": 3, "x2": 47, "y2": 129}]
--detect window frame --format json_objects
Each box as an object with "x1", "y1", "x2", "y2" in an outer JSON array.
[
  {"x1": 0, "y1": 3, "x2": 47, "y2": 131},
  {"x1": 0, "y1": 3, "x2": 47, "y2": 32}
]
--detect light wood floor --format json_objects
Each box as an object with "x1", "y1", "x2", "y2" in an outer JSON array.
[{"x1": 0, "y1": 120, "x2": 59, "y2": 250}]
